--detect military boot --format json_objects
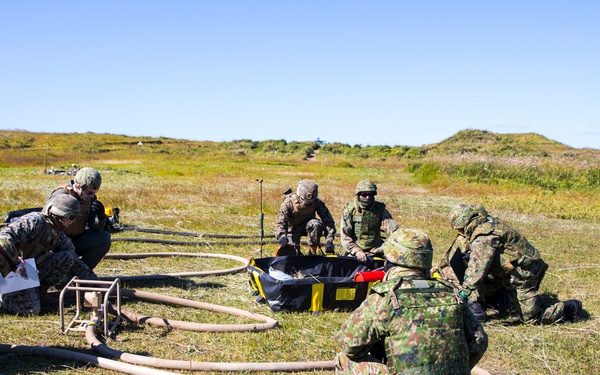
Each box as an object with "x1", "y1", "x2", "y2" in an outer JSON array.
[{"x1": 563, "y1": 300, "x2": 583, "y2": 323}]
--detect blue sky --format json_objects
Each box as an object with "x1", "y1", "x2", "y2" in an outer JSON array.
[{"x1": 1, "y1": 1, "x2": 599, "y2": 149}]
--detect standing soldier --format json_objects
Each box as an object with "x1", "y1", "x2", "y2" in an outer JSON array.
[
  {"x1": 446, "y1": 203, "x2": 583, "y2": 324},
  {"x1": 0, "y1": 195, "x2": 98, "y2": 316},
  {"x1": 274, "y1": 179, "x2": 336, "y2": 255},
  {"x1": 49, "y1": 167, "x2": 110, "y2": 270},
  {"x1": 340, "y1": 179, "x2": 399, "y2": 263},
  {"x1": 335, "y1": 228, "x2": 488, "y2": 374}
]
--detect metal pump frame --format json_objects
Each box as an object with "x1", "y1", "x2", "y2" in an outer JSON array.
[{"x1": 59, "y1": 277, "x2": 122, "y2": 338}]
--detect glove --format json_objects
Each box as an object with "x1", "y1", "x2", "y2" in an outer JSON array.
[
  {"x1": 467, "y1": 301, "x2": 487, "y2": 323},
  {"x1": 278, "y1": 236, "x2": 289, "y2": 246},
  {"x1": 354, "y1": 249, "x2": 367, "y2": 263},
  {"x1": 91, "y1": 200, "x2": 107, "y2": 219},
  {"x1": 325, "y1": 241, "x2": 334, "y2": 254}
]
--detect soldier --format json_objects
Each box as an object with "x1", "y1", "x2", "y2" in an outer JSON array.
[
  {"x1": 335, "y1": 228, "x2": 488, "y2": 374},
  {"x1": 49, "y1": 167, "x2": 110, "y2": 270},
  {"x1": 446, "y1": 203, "x2": 583, "y2": 324},
  {"x1": 0, "y1": 195, "x2": 98, "y2": 316},
  {"x1": 274, "y1": 179, "x2": 336, "y2": 255},
  {"x1": 340, "y1": 179, "x2": 399, "y2": 263}
]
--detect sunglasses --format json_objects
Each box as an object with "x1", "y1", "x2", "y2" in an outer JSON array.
[
  {"x1": 359, "y1": 192, "x2": 374, "y2": 198},
  {"x1": 64, "y1": 213, "x2": 77, "y2": 222}
]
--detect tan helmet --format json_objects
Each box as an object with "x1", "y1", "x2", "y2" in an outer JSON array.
[
  {"x1": 297, "y1": 180, "x2": 318, "y2": 203},
  {"x1": 74, "y1": 167, "x2": 102, "y2": 190},
  {"x1": 42, "y1": 194, "x2": 82, "y2": 221},
  {"x1": 382, "y1": 228, "x2": 433, "y2": 269},
  {"x1": 355, "y1": 179, "x2": 377, "y2": 196},
  {"x1": 0, "y1": 236, "x2": 20, "y2": 277},
  {"x1": 448, "y1": 204, "x2": 476, "y2": 230}
]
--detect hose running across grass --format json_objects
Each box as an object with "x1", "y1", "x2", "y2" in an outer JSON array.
[{"x1": 0, "y1": 227, "x2": 491, "y2": 374}]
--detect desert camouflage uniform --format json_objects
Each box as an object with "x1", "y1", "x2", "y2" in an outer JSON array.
[
  {"x1": 274, "y1": 193, "x2": 336, "y2": 250},
  {"x1": 0, "y1": 212, "x2": 97, "y2": 316},
  {"x1": 50, "y1": 181, "x2": 111, "y2": 270},
  {"x1": 335, "y1": 269, "x2": 488, "y2": 374},
  {"x1": 340, "y1": 200, "x2": 399, "y2": 258},
  {"x1": 460, "y1": 215, "x2": 566, "y2": 324}
]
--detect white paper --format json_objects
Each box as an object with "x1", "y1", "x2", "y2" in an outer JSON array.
[{"x1": 0, "y1": 258, "x2": 40, "y2": 294}]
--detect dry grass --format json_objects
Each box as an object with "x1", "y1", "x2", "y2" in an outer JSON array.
[{"x1": 0, "y1": 132, "x2": 599, "y2": 375}]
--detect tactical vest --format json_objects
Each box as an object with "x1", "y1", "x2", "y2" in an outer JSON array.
[
  {"x1": 287, "y1": 193, "x2": 317, "y2": 227},
  {"x1": 16, "y1": 214, "x2": 63, "y2": 265},
  {"x1": 345, "y1": 201, "x2": 385, "y2": 250},
  {"x1": 371, "y1": 278, "x2": 470, "y2": 374},
  {"x1": 52, "y1": 184, "x2": 91, "y2": 237},
  {"x1": 470, "y1": 216, "x2": 540, "y2": 267}
]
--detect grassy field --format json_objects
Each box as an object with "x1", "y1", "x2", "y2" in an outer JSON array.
[{"x1": 0, "y1": 130, "x2": 599, "y2": 375}]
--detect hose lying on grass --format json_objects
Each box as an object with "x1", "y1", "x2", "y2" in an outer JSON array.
[{"x1": 0, "y1": 227, "x2": 492, "y2": 374}]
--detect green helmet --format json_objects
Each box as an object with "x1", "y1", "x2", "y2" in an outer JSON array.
[
  {"x1": 74, "y1": 167, "x2": 102, "y2": 190},
  {"x1": 0, "y1": 236, "x2": 19, "y2": 277},
  {"x1": 42, "y1": 194, "x2": 82, "y2": 220},
  {"x1": 297, "y1": 180, "x2": 318, "y2": 203},
  {"x1": 355, "y1": 179, "x2": 377, "y2": 196},
  {"x1": 383, "y1": 228, "x2": 433, "y2": 269},
  {"x1": 448, "y1": 204, "x2": 476, "y2": 230}
]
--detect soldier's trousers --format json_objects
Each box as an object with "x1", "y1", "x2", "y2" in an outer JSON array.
[
  {"x1": 1, "y1": 250, "x2": 82, "y2": 316},
  {"x1": 335, "y1": 352, "x2": 389, "y2": 375},
  {"x1": 507, "y1": 258, "x2": 566, "y2": 324},
  {"x1": 287, "y1": 219, "x2": 324, "y2": 250},
  {"x1": 73, "y1": 229, "x2": 111, "y2": 270}
]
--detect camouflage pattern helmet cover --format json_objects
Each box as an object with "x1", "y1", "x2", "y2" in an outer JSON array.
[
  {"x1": 449, "y1": 203, "x2": 476, "y2": 230},
  {"x1": 297, "y1": 179, "x2": 318, "y2": 203},
  {"x1": 42, "y1": 194, "x2": 82, "y2": 219},
  {"x1": 383, "y1": 228, "x2": 433, "y2": 269},
  {"x1": 74, "y1": 167, "x2": 102, "y2": 190},
  {"x1": 355, "y1": 179, "x2": 377, "y2": 195},
  {"x1": 0, "y1": 236, "x2": 19, "y2": 277}
]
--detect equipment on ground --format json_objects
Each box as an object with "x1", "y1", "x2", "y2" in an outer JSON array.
[{"x1": 248, "y1": 255, "x2": 385, "y2": 313}]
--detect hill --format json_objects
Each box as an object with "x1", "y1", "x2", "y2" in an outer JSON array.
[{"x1": 1, "y1": 128, "x2": 599, "y2": 167}]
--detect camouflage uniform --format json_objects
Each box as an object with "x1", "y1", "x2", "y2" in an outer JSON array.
[
  {"x1": 335, "y1": 228, "x2": 488, "y2": 374},
  {"x1": 274, "y1": 180, "x2": 336, "y2": 252},
  {"x1": 340, "y1": 202, "x2": 399, "y2": 258},
  {"x1": 0, "y1": 212, "x2": 97, "y2": 316},
  {"x1": 448, "y1": 204, "x2": 581, "y2": 324},
  {"x1": 49, "y1": 167, "x2": 110, "y2": 270}
]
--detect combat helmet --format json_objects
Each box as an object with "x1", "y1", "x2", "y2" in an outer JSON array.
[
  {"x1": 382, "y1": 228, "x2": 433, "y2": 269},
  {"x1": 355, "y1": 179, "x2": 377, "y2": 196},
  {"x1": 448, "y1": 203, "x2": 477, "y2": 230},
  {"x1": 297, "y1": 180, "x2": 318, "y2": 203},
  {"x1": 74, "y1": 167, "x2": 102, "y2": 190},
  {"x1": 0, "y1": 237, "x2": 19, "y2": 277},
  {"x1": 42, "y1": 194, "x2": 82, "y2": 221}
]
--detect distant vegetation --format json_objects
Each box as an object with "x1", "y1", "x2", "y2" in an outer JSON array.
[
  {"x1": 2, "y1": 128, "x2": 599, "y2": 195},
  {"x1": 1, "y1": 128, "x2": 599, "y2": 375}
]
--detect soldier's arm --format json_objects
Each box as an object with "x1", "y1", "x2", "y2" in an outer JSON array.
[
  {"x1": 55, "y1": 233, "x2": 98, "y2": 280},
  {"x1": 273, "y1": 200, "x2": 292, "y2": 239},
  {"x1": 316, "y1": 201, "x2": 336, "y2": 241},
  {"x1": 87, "y1": 198, "x2": 108, "y2": 232},
  {"x1": 336, "y1": 294, "x2": 388, "y2": 359},
  {"x1": 380, "y1": 208, "x2": 399, "y2": 237},
  {"x1": 0, "y1": 214, "x2": 44, "y2": 248},
  {"x1": 340, "y1": 209, "x2": 361, "y2": 254},
  {"x1": 462, "y1": 235, "x2": 498, "y2": 295}
]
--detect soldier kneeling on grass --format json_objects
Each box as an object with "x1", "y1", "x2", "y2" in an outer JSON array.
[
  {"x1": 0, "y1": 195, "x2": 98, "y2": 316},
  {"x1": 335, "y1": 228, "x2": 488, "y2": 375},
  {"x1": 441, "y1": 203, "x2": 583, "y2": 324}
]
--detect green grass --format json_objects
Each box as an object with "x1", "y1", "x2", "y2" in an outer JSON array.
[{"x1": 0, "y1": 130, "x2": 599, "y2": 375}]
